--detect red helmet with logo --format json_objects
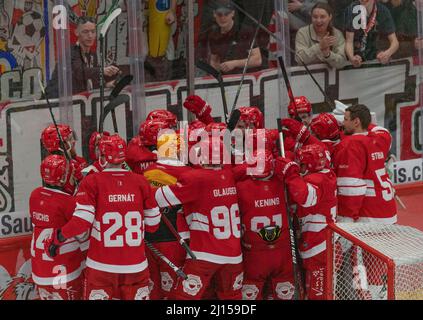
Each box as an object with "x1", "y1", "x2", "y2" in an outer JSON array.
[
  {"x1": 41, "y1": 124, "x2": 74, "y2": 153},
  {"x1": 310, "y1": 113, "x2": 340, "y2": 140},
  {"x1": 139, "y1": 119, "x2": 170, "y2": 146},
  {"x1": 246, "y1": 129, "x2": 278, "y2": 154},
  {"x1": 146, "y1": 109, "x2": 177, "y2": 128},
  {"x1": 88, "y1": 131, "x2": 110, "y2": 161},
  {"x1": 288, "y1": 96, "x2": 312, "y2": 117},
  {"x1": 99, "y1": 134, "x2": 127, "y2": 164},
  {"x1": 247, "y1": 149, "x2": 274, "y2": 178},
  {"x1": 198, "y1": 137, "x2": 229, "y2": 166},
  {"x1": 295, "y1": 144, "x2": 328, "y2": 173},
  {"x1": 40, "y1": 154, "x2": 68, "y2": 186},
  {"x1": 205, "y1": 122, "x2": 227, "y2": 134},
  {"x1": 238, "y1": 107, "x2": 264, "y2": 129},
  {"x1": 189, "y1": 119, "x2": 207, "y2": 131}
]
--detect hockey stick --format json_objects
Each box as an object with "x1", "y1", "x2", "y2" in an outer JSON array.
[
  {"x1": 228, "y1": 1, "x2": 335, "y2": 109},
  {"x1": 98, "y1": 8, "x2": 122, "y2": 134},
  {"x1": 99, "y1": 94, "x2": 129, "y2": 133},
  {"x1": 145, "y1": 240, "x2": 187, "y2": 280},
  {"x1": 230, "y1": 6, "x2": 265, "y2": 115},
  {"x1": 161, "y1": 206, "x2": 197, "y2": 260},
  {"x1": 277, "y1": 126, "x2": 304, "y2": 300},
  {"x1": 38, "y1": 73, "x2": 72, "y2": 162},
  {"x1": 195, "y1": 60, "x2": 229, "y2": 123},
  {"x1": 107, "y1": 74, "x2": 134, "y2": 133}
]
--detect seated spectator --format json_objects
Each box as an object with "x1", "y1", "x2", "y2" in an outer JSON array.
[
  {"x1": 344, "y1": 0, "x2": 399, "y2": 67},
  {"x1": 295, "y1": 2, "x2": 347, "y2": 69},
  {"x1": 287, "y1": 0, "x2": 328, "y2": 32},
  {"x1": 208, "y1": 0, "x2": 265, "y2": 74}
]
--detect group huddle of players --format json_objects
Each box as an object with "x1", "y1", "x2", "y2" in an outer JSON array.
[{"x1": 29, "y1": 94, "x2": 396, "y2": 300}]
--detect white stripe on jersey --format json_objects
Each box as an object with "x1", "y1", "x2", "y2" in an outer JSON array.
[
  {"x1": 74, "y1": 210, "x2": 95, "y2": 224},
  {"x1": 86, "y1": 257, "x2": 149, "y2": 273},
  {"x1": 189, "y1": 251, "x2": 243, "y2": 264},
  {"x1": 76, "y1": 203, "x2": 95, "y2": 213},
  {"x1": 299, "y1": 241, "x2": 326, "y2": 259},
  {"x1": 32, "y1": 262, "x2": 84, "y2": 286},
  {"x1": 145, "y1": 213, "x2": 161, "y2": 226},
  {"x1": 303, "y1": 183, "x2": 318, "y2": 207}
]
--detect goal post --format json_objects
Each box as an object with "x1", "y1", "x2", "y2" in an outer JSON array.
[{"x1": 326, "y1": 222, "x2": 423, "y2": 300}]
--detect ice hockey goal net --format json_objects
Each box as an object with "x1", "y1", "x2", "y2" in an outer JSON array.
[{"x1": 326, "y1": 223, "x2": 423, "y2": 300}]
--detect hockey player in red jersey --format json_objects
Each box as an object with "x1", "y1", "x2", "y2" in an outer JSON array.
[
  {"x1": 143, "y1": 132, "x2": 193, "y2": 299},
  {"x1": 44, "y1": 134, "x2": 161, "y2": 300},
  {"x1": 288, "y1": 96, "x2": 313, "y2": 126},
  {"x1": 333, "y1": 104, "x2": 397, "y2": 224},
  {"x1": 309, "y1": 113, "x2": 341, "y2": 164},
  {"x1": 126, "y1": 119, "x2": 169, "y2": 174},
  {"x1": 41, "y1": 124, "x2": 87, "y2": 193},
  {"x1": 146, "y1": 109, "x2": 178, "y2": 129},
  {"x1": 154, "y1": 137, "x2": 243, "y2": 300},
  {"x1": 237, "y1": 149, "x2": 295, "y2": 300},
  {"x1": 30, "y1": 154, "x2": 85, "y2": 300},
  {"x1": 275, "y1": 144, "x2": 337, "y2": 300}
]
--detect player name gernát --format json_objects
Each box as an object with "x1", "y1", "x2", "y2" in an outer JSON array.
[{"x1": 108, "y1": 193, "x2": 135, "y2": 202}]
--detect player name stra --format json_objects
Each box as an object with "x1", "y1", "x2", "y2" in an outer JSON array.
[
  {"x1": 108, "y1": 193, "x2": 135, "y2": 202},
  {"x1": 213, "y1": 187, "x2": 237, "y2": 197}
]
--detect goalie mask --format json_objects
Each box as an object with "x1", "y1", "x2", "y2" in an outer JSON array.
[
  {"x1": 40, "y1": 154, "x2": 69, "y2": 186},
  {"x1": 295, "y1": 144, "x2": 328, "y2": 174},
  {"x1": 139, "y1": 119, "x2": 170, "y2": 147},
  {"x1": 41, "y1": 124, "x2": 74, "y2": 153},
  {"x1": 310, "y1": 113, "x2": 340, "y2": 141},
  {"x1": 99, "y1": 134, "x2": 127, "y2": 165},
  {"x1": 146, "y1": 109, "x2": 177, "y2": 129},
  {"x1": 238, "y1": 107, "x2": 264, "y2": 129}
]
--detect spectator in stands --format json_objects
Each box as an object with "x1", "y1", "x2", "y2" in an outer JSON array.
[
  {"x1": 208, "y1": 0, "x2": 265, "y2": 74},
  {"x1": 344, "y1": 0, "x2": 399, "y2": 67},
  {"x1": 46, "y1": 16, "x2": 120, "y2": 98},
  {"x1": 295, "y1": 2, "x2": 347, "y2": 69},
  {"x1": 327, "y1": 0, "x2": 354, "y2": 32},
  {"x1": 380, "y1": 0, "x2": 417, "y2": 58},
  {"x1": 287, "y1": 0, "x2": 328, "y2": 32}
]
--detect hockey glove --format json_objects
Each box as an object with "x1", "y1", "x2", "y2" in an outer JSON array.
[
  {"x1": 281, "y1": 118, "x2": 311, "y2": 145},
  {"x1": 274, "y1": 156, "x2": 300, "y2": 181},
  {"x1": 44, "y1": 228, "x2": 67, "y2": 258},
  {"x1": 183, "y1": 95, "x2": 214, "y2": 124}
]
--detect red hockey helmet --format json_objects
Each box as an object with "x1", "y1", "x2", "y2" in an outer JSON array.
[
  {"x1": 40, "y1": 154, "x2": 68, "y2": 186},
  {"x1": 247, "y1": 149, "x2": 274, "y2": 178},
  {"x1": 310, "y1": 113, "x2": 340, "y2": 140},
  {"x1": 246, "y1": 129, "x2": 278, "y2": 154},
  {"x1": 88, "y1": 131, "x2": 110, "y2": 161},
  {"x1": 98, "y1": 134, "x2": 127, "y2": 164},
  {"x1": 295, "y1": 144, "x2": 328, "y2": 173},
  {"x1": 189, "y1": 119, "x2": 207, "y2": 131},
  {"x1": 41, "y1": 124, "x2": 74, "y2": 153},
  {"x1": 205, "y1": 122, "x2": 227, "y2": 135},
  {"x1": 238, "y1": 107, "x2": 264, "y2": 129},
  {"x1": 288, "y1": 96, "x2": 312, "y2": 117},
  {"x1": 146, "y1": 109, "x2": 177, "y2": 128},
  {"x1": 198, "y1": 136, "x2": 229, "y2": 166},
  {"x1": 139, "y1": 119, "x2": 170, "y2": 146}
]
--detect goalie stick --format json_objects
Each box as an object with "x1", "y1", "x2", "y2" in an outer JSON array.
[
  {"x1": 278, "y1": 124, "x2": 304, "y2": 300},
  {"x1": 145, "y1": 240, "x2": 187, "y2": 280},
  {"x1": 98, "y1": 8, "x2": 122, "y2": 134}
]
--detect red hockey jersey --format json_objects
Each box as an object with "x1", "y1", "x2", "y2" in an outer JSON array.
[
  {"x1": 236, "y1": 175, "x2": 289, "y2": 250},
  {"x1": 334, "y1": 133, "x2": 397, "y2": 224},
  {"x1": 61, "y1": 168, "x2": 161, "y2": 273},
  {"x1": 155, "y1": 167, "x2": 242, "y2": 264},
  {"x1": 126, "y1": 136, "x2": 157, "y2": 174},
  {"x1": 29, "y1": 187, "x2": 85, "y2": 286},
  {"x1": 285, "y1": 169, "x2": 337, "y2": 262}
]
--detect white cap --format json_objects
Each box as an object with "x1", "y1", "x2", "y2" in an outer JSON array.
[{"x1": 332, "y1": 100, "x2": 349, "y2": 126}]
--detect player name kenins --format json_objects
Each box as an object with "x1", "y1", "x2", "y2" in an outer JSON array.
[
  {"x1": 213, "y1": 187, "x2": 237, "y2": 197},
  {"x1": 108, "y1": 193, "x2": 135, "y2": 202},
  {"x1": 254, "y1": 197, "x2": 280, "y2": 208}
]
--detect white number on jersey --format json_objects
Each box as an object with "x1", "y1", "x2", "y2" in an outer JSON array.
[
  {"x1": 210, "y1": 204, "x2": 241, "y2": 240},
  {"x1": 103, "y1": 211, "x2": 143, "y2": 247}
]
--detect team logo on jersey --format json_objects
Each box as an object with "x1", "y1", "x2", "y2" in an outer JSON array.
[
  {"x1": 264, "y1": 185, "x2": 269, "y2": 191},
  {"x1": 233, "y1": 272, "x2": 244, "y2": 291},
  {"x1": 160, "y1": 272, "x2": 174, "y2": 292},
  {"x1": 38, "y1": 288, "x2": 63, "y2": 300},
  {"x1": 276, "y1": 282, "x2": 295, "y2": 300},
  {"x1": 242, "y1": 284, "x2": 259, "y2": 300},
  {"x1": 182, "y1": 274, "x2": 203, "y2": 296},
  {"x1": 134, "y1": 286, "x2": 150, "y2": 300},
  {"x1": 89, "y1": 289, "x2": 109, "y2": 300},
  {"x1": 117, "y1": 180, "x2": 123, "y2": 187},
  {"x1": 221, "y1": 174, "x2": 225, "y2": 180}
]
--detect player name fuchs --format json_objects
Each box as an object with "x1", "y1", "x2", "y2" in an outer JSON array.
[
  {"x1": 213, "y1": 187, "x2": 237, "y2": 198},
  {"x1": 255, "y1": 197, "x2": 280, "y2": 208},
  {"x1": 108, "y1": 193, "x2": 135, "y2": 202},
  {"x1": 32, "y1": 211, "x2": 49, "y2": 222}
]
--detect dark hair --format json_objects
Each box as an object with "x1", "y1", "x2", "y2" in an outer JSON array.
[
  {"x1": 311, "y1": 2, "x2": 334, "y2": 35},
  {"x1": 77, "y1": 16, "x2": 96, "y2": 26},
  {"x1": 346, "y1": 104, "x2": 371, "y2": 129}
]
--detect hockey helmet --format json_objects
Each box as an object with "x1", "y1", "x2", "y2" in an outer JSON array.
[
  {"x1": 139, "y1": 119, "x2": 170, "y2": 147},
  {"x1": 310, "y1": 113, "x2": 340, "y2": 140},
  {"x1": 146, "y1": 109, "x2": 177, "y2": 128},
  {"x1": 238, "y1": 107, "x2": 264, "y2": 129},
  {"x1": 40, "y1": 154, "x2": 69, "y2": 186},
  {"x1": 247, "y1": 148, "x2": 274, "y2": 178},
  {"x1": 295, "y1": 144, "x2": 328, "y2": 173},
  {"x1": 288, "y1": 96, "x2": 312, "y2": 117},
  {"x1": 98, "y1": 134, "x2": 127, "y2": 165},
  {"x1": 41, "y1": 124, "x2": 74, "y2": 153}
]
